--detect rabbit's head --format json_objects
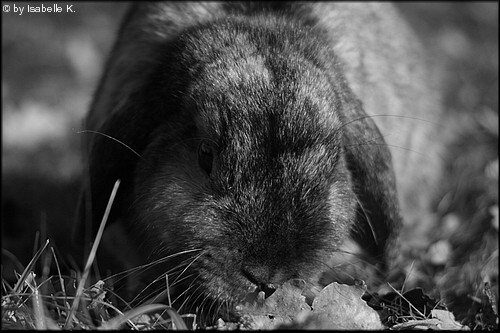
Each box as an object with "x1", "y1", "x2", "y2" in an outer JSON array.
[{"x1": 82, "y1": 12, "x2": 401, "y2": 315}]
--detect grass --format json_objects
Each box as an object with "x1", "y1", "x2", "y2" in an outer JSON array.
[
  {"x1": 2, "y1": 179, "x2": 497, "y2": 330},
  {"x1": 2, "y1": 241, "x2": 497, "y2": 330},
  {"x1": 2, "y1": 155, "x2": 498, "y2": 329},
  {"x1": 1, "y1": 252, "x2": 192, "y2": 330},
  {"x1": 2, "y1": 180, "x2": 194, "y2": 330}
]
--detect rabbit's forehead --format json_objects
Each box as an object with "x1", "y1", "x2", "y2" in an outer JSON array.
[{"x1": 191, "y1": 58, "x2": 343, "y2": 148}]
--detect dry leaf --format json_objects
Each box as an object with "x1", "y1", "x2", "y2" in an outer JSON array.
[
  {"x1": 304, "y1": 282, "x2": 384, "y2": 330},
  {"x1": 236, "y1": 279, "x2": 311, "y2": 329}
]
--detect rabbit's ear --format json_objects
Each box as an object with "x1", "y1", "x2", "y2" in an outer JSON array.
[
  {"x1": 75, "y1": 98, "x2": 157, "y2": 243},
  {"x1": 341, "y1": 97, "x2": 402, "y2": 267}
]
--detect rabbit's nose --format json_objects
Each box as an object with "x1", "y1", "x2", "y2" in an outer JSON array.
[
  {"x1": 242, "y1": 270, "x2": 277, "y2": 298},
  {"x1": 259, "y1": 283, "x2": 277, "y2": 298},
  {"x1": 241, "y1": 264, "x2": 284, "y2": 296}
]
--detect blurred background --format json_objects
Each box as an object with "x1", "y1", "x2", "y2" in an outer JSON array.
[
  {"x1": 2, "y1": 1, "x2": 129, "y2": 277},
  {"x1": 2, "y1": 1, "x2": 498, "y2": 326}
]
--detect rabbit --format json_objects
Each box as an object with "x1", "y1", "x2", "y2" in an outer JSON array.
[{"x1": 78, "y1": 1, "x2": 445, "y2": 323}]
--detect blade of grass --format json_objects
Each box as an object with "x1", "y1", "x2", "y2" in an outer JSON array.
[
  {"x1": 387, "y1": 283, "x2": 427, "y2": 319},
  {"x1": 64, "y1": 179, "x2": 120, "y2": 329},
  {"x1": 99, "y1": 304, "x2": 188, "y2": 330},
  {"x1": 32, "y1": 230, "x2": 40, "y2": 258},
  {"x1": 40, "y1": 246, "x2": 53, "y2": 297},
  {"x1": 32, "y1": 280, "x2": 47, "y2": 330},
  {"x1": 26, "y1": 273, "x2": 60, "y2": 330},
  {"x1": 166, "y1": 273, "x2": 172, "y2": 308},
  {"x1": 13, "y1": 239, "x2": 50, "y2": 294},
  {"x1": 50, "y1": 246, "x2": 69, "y2": 313}
]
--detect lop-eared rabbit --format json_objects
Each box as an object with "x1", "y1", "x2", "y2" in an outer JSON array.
[{"x1": 79, "y1": 1, "x2": 446, "y2": 323}]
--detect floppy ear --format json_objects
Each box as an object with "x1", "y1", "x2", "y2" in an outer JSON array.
[
  {"x1": 76, "y1": 48, "x2": 193, "y2": 243},
  {"x1": 75, "y1": 33, "x2": 189, "y2": 242},
  {"x1": 76, "y1": 100, "x2": 152, "y2": 244},
  {"x1": 341, "y1": 97, "x2": 402, "y2": 268}
]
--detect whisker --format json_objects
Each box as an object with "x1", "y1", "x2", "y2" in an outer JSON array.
[
  {"x1": 170, "y1": 272, "x2": 199, "y2": 290},
  {"x1": 175, "y1": 277, "x2": 204, "y2": 310},
  {"x1": 130, "y1": 267, "x2": 196, "y2": 305},
  {"x1": 311, "y1": 248, "x2": 386, "y2": 282},
  {"x1": 344, "y1": 141, "x2": 445, "y2": 163},
  {"x1": 339, "y1": 114, "x2": 442, "y2": 132},
  {"x1": 353, "y1": 195, "x2": 378, "y2": 247},
  {"x1": 205, "y1": 293, "x2": 221, "y2": 320},
  {"x1": 175, "y1": 281, "x2": 202, "y2": 313},
  {"x1": 100, "y1": 248, "x2": 202, "y2": 286},
  {"x1": 213, "y1": 299, "x2": 226, "y2": 322},
  {"x1": 77, "y1": 129, "x2": 144, "y2": 161},
  {"x1": 172, "y1": 251, "x2": 205, "y2": 285}
]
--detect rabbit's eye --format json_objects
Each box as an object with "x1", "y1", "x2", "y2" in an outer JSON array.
[{"x1": 198, "y1": 141, "x2": 214, "y2": 175}]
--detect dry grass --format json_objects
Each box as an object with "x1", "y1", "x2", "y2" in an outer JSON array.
[
  {"x1": 1, "y1": 252, "x2": 193, "y2": 330},
  {"x1": 2, "y1": 182, "x2": 497, "y2": 330},
  {"x1": 2, "y1": 181, "x2": 194, "y2": 330},
  {"x1": 2, "y1": 239, "x2": 496, "y2": 330}
]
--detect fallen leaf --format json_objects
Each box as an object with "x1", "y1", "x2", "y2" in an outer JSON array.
[
  {"x1": 431, "y1": 309, "x2": 469, "y2": 330},
  {"x1": 304, "y1": 282, "x2": 383, "y2": 330},
  {"x1": 236, "y1": 279, "x2": 311, "y2": 329}
]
